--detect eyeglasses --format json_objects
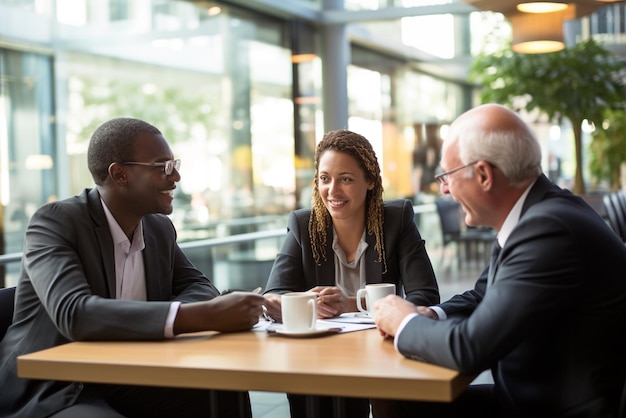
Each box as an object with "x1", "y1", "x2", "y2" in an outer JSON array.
[
  {"x1": 434, "y1": 161, "x2": 479, "y2": 186},
  {"x1": 122, "y1": 159, "x2": 181, "y2": 176}
]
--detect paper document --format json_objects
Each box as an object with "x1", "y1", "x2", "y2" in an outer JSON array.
[
  {"x1": 253, "y1": 313, "x2": 377, "y2": 333},
  {"x1": 324, "y1": 312, "x2": 375, "y2": 324}
]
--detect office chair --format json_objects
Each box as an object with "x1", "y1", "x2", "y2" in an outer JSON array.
[
  {"x1": 610, "y1": 192, "x2": 626, "y2": 235},
  {"x1": 617, "y1": 190, "x2": 626, "y2": 213},
  {"x1": 603, "y1": 194, "x2": 625, "y2": 243},
  {"x1": 613, "y1": 191, "x2": 626, "y2": 226},
  {"x1": 0, "y1": 286, "x2": 16, "y2": 341},
  {"x1": 435, "y1": 198, "x2": 496, "y2": 266}
]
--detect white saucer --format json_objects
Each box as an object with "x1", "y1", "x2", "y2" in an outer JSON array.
[{"x1": 271, "y1": 326, "x2": 340, "y2": 338}]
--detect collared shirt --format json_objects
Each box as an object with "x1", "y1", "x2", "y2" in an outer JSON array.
[
  {"x1": 395, "y1": 178, "x2": 538, "y2": 351},
  {"x1": 495, "y1": 179, "x2": 536, "y2": 249},
  {"x1": 101, "y1": 199, "x2": 179, "y2": 338},
  {"x1": 102, "y1": 201, "x2": 147, "y2": 301},
  {"x1": 332, "y1": 228, "x2": 368, "y2": 296}
]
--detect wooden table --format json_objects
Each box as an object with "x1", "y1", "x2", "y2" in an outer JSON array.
[{"x1": 17, "y1": 328, "x2": 474, "y2": 402}]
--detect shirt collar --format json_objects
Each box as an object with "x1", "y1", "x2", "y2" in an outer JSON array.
[
  {"x1": 497, "y1": 178, "x2": 537, "y2": 248},
  {"x1": 101, "y1": 199, "x2": 145, "y2": 250}
]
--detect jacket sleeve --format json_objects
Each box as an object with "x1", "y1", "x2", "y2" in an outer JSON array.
[
  {"x1": 396, "y1": 208, "x2": 587, "y2": 375},
  {"x1": 23, "y1": 201, "x2": 175, "y2": 341},
  {"x1": 144, "y1": 215, "x2": 220, "y2": 302},
  {"x1": 264, "y1": 210, "x2": 312, "y2": 294}
]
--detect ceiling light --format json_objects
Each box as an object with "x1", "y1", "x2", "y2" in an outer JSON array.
[
  {"x1": 465, "y1": 0, "x2": 624, "y2": 17},
  {"x1": 465, "y1": 0, "x2": 625, "y2": 53},
  {"x1": 510, "y1": 10, "x2": 567, "y2": 52},
  {"x1": 517, "y1": 2, "x2": 569, "y2": 13}
]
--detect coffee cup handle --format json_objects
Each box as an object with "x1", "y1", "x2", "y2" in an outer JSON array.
[
  {"x1": 309, "y1": 299, "x2": 317, "y2": 330},
  {"x1": 356, "y1": 288, "x2": 368, "y2": 314}
]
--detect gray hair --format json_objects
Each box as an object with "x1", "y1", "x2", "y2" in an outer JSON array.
[{"x1": 455, "y1": 107, "x2": 542, "y2": 187}]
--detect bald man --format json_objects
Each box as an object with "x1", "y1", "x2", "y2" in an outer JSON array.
[{"x1": 375, "y1": 104, "x2": 626, "y2": 417}]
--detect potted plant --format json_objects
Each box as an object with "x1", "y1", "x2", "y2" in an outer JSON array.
[
  {"x1": 469, "y1": 38, "x2": 626, "y2": 195},
  {"x1": 589, "y1": 107, "x2": 626, "y2": 191}
]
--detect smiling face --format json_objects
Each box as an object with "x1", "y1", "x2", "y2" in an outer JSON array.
[
  {"x1": 122, "y1": 132, "x2": 180, "y2": 217},
  {"x1": 317, "y1": 150, "x2": 373, "y2": 223},
  {"x1": 438, "y1": 140, "x2": 482, "y2": 226}
]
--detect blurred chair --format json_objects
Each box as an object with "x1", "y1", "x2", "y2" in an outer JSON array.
[
  {"x1": 603, "y1": 193, "x2": 626, "y2": 243},
  {"x1": 614, "y1": 191, "x2": 626, "y2": 221},
  {"x1": 0, "y1": 286, "x2": 16, "y2": 341},
  {"x1": 435, "y1": 198, "x2": 497, "y2": 266}
]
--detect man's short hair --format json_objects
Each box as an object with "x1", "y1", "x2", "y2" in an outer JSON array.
[{"x1": 87, "y1": 118, "x2": 161, "y2": 185}]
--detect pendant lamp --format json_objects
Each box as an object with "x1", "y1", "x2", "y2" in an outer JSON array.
[{"x1": 464, "y1": 0, "x2": 625, "y2": 53}]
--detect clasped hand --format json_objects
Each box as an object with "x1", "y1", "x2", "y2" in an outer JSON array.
[
  {"x1": 262, "y1": 286, "x2": 353, "y2": 322},
  {"x1": 310, "y1": 286, "x2": 352, "y2": 318}
]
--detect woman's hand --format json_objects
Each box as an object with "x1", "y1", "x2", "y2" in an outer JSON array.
[
  {"x1": 262, "y1": 293, "x2": 283, "y2": 323},
  {"x1": 310, "y1": 286, "x2": 354, "y2": 318}
]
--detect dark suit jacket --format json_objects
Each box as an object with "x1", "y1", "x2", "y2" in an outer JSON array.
[
  {"x1": 264, "y1": 199, "x2": 440, "y2": 307},
  {"x1": 397, "y1": 175, "x2": 626, "y2": 416},
  {"x1": 0, "y1": 188, "x2": 219, "y2": 418}
]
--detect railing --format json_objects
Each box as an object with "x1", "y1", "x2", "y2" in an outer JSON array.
[{"x1": 0, "y1": 203, "x2": 440, "y2": 290}]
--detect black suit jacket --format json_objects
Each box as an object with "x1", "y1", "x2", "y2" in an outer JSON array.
[
  {"x1": 0, "y1": 188, "x2": 219, "y2": 418},
  {"x1": 397, "y1": 175, "x2": 626, "y2": 416},
  {"x1": 264, "y1": 199, "x2": 440, "y2": 306}
]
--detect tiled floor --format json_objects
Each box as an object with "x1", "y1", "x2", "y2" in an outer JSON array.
[{"x1": 249, "y1": 245, "x2": 494, "y2": 418}]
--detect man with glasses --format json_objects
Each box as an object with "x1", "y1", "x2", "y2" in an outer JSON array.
[
  {"x1": 375, "y1": 104, "x2": 626, "y2": 416},
  {"x1": 0, "y1": 117, "x2": 264, "y2": 418}
]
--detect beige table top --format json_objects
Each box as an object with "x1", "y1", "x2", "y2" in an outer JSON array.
[{"x1": 17, "y1": 328, "x2": 474, "y2": 402}]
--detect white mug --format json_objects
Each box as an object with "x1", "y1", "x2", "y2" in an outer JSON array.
[
  {"x1": 281, "y1": 292, "x2": 318, "y2": 332},
  {"x1": 356, "y1": 283, "x2": 396, "y2": 318}
]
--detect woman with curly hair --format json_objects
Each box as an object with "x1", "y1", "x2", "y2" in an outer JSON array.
[{"x1": 263, "y1": 129, "x2": 439, "y2": 418}]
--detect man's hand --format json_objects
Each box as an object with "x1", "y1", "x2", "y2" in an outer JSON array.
[
  {"x1": 374, "y1": 295, "x2": 422, "y2": 339},
  {"x1": 174, "y1": 292, "x2": 265, "y2": 334},
  {"x1": 416, "y1": 305, "x2": 438, "y2": 319}
]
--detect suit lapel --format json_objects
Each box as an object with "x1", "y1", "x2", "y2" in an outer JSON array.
[
  {"x1": 364, "y1": 232, "x2": 383, "y2": 283},
  {"x1": 487, "y1": 242, "x2": 502, "y2": 288},
  {"x1": 520, "y1": 174, "x2": 554, "y2": 216},
  {"x1": 489, "y1": 175, "x2": 555, "y2": 288},
  {"x1": 315, "y1": 224, "x2": 336, "y2": 286},
  {"x1": 86, "y1": 189, "x2": 117, "y2": 298},
  {"x1": 142, "y1": 223, "x2": 164, "y2": 301}
]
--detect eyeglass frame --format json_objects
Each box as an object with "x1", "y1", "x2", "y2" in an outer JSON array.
[
  {"x1": 434, "y1": 161, "x2": 479, "y2": 186},
  {"x1": 121, "y1": 159, "x2": 181, "y2": 176}
]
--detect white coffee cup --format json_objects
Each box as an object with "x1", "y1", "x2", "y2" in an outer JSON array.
[
  {"x1": 356, "y1": 283, "x2": 396, "y2": 318},
  {"x1": 281, "y1": 292, "x2": 318, "y2": 333}
]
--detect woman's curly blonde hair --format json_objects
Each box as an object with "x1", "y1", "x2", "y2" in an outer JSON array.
[{"x1": 308, "y1": 129, "x2": 386, "y2": 272}]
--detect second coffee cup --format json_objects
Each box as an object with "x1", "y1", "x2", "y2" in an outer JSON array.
[
  {"x1": 281, "y1": 292, "x2": 318, "y2": 333},
  {"x1": 356, "y1": 283, "x2": 396, "y2": 318}
]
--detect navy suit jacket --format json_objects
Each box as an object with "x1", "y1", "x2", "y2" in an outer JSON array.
[
  {"x1": 0, "y1": 188, "x2": 219, "y2": 418},
  {"x1": 264, "y1": 199, "x2": 440, "y2": 307},
  {"x1": 397, "y1": 175, "x2": 626, "y2": 416}
]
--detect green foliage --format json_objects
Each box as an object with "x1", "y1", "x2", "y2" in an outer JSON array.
[
  {"x1": 469, "y1": 38, "x2": 626, "y2": 194},
  {"x1": 589, "y1": 107, "x2": 626, "y2": 190},
  {"x1": 70, "y1": 76, "x2": 217, "y2": 147}
]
